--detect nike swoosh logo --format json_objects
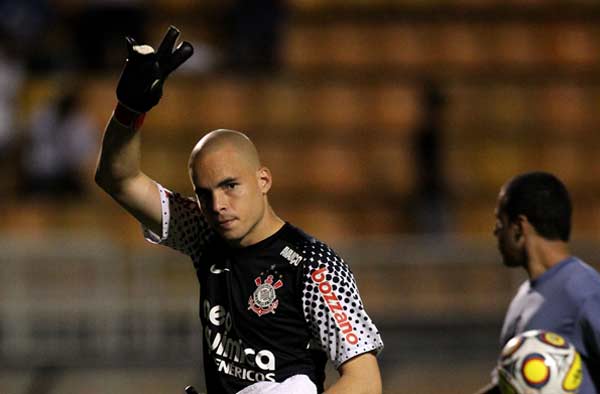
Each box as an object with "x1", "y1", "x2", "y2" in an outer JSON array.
[{"x1": 210, "y1": 264, "x2": 230, "y2": 274}]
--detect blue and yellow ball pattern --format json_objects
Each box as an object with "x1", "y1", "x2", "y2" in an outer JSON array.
[
  {"x1": 521, "y1": 353, "x2": 550, "y2": 388},
  {"x1": 497, "y1": 330, "x2": 582, "y2": 394}
]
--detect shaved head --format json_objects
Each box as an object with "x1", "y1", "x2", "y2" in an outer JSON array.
[
  {"x1": 187, "y1": 129, "x2": 279, "y2": 247},
  {"x1": 189, "y1": 129, "x2": 261, "y2": 172}
]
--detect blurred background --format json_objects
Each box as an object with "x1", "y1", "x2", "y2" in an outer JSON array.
[{"x1": 2, "y1": 0, "x2": 600, "y2": 393}]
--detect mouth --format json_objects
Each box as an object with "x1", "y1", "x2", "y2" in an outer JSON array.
[{"x1": 216, "y1": 218, "x2": 237, "y2": 230}]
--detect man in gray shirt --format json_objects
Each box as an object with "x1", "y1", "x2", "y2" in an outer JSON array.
[{"x1": 477, "y1": 171, "x2": 600, "y2": 394}]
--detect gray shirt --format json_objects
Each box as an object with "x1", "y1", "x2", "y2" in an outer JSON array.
[{"x1": 500, "y1": 257, "x2": 600, "y2": 394}]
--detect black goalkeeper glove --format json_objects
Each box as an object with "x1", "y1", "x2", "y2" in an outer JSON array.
[{"x1": 114, "y1": 25, "x2": 193, "y2": 126}]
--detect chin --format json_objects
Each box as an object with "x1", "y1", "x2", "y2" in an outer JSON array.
[
  {"x1": 218, "y1": 228, "x2": 245, "y2": 243},
  {"x1": 219, "y1": 229, "x2": 238, "y2": 240}
]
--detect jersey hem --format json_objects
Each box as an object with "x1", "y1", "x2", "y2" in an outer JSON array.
[{"x1": 333, "y1": 342, "x2": 384, "y2": 369}]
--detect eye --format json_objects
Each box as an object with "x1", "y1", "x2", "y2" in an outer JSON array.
[{"x1": 224, "y1": 182, "x2": 238, "y2": 190}]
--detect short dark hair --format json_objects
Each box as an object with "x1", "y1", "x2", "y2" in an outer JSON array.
[{"x1": 501, "y1": 172, "x2": 572, "y2": 241}]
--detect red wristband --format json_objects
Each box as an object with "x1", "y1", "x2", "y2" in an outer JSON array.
[{"x1": 113, "y1": 102, "x2": 146, "y2": 130}]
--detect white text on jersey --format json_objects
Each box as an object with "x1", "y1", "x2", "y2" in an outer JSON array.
[
  {"x1": 280, "y1": 246, "x2": 303, "y2": 266},
  {"x1": 203, "y1": 300, "x2": 278, "y2": 383}
]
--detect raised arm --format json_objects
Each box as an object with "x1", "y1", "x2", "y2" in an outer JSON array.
[{"x1": 95, "y1": 26, "x2": 193, "y2": 235}]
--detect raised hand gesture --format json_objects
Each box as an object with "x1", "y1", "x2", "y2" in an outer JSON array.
[{"x1": 116, "y1": 25, "x2": 193, "y2": 114}]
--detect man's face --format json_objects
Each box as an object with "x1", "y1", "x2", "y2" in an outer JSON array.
[
  {"x1": 493, "y1": 188, "x2": 526, "y2": 268},
  {"x1": 190, "y1": 146, "x2": 266, "y2": 246}
]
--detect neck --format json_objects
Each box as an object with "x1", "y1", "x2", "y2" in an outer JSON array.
[
  {"x1": 236, "y1": 205, "x2": 285, "y2": 248},
  {"x1": 525, "y1": 238, "x2": 570, "y2": 280}
]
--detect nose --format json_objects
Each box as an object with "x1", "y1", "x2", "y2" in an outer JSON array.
[{"x1": 211, "y1": 190, "x2": 227, "y2": 213}]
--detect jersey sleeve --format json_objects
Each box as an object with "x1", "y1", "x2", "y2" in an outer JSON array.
[
  {"x1": 300, "y1": 241, "x2": 384, "y2": 369},
  {"x1": 143, "y1": 183, "x2": 214, "y2": 258}
]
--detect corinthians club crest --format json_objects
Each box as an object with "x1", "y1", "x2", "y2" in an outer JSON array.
[{"x1": 248, "y1": 274, "x2": 283, "y2": 317}]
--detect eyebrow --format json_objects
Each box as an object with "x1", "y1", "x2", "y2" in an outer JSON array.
[{"x1": 194, "y1": 177, "x2": 239, "y2": 194}]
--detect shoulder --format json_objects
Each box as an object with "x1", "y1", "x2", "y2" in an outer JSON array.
[
  {"x1": 513, "y1": 280, "x2": 531, "y2": 298},
  {"x1": 563, "y1": 259, "x2": 600, "y2": 301},
  {"x1": 277, "y1": 223, "x2": 344, "y2": 264},
  {"x1": 286, "y1": 225, "x2": 345, "y2": 267},
  {"x1": 165, "y1": 189, "x2": 201, "y2": 211},
  {"x1": 162, "y1": 188, "x2": 208, "y2": 227},
  {"x1": 277, "y1": 224, "x2": 352, "y2": 284}
]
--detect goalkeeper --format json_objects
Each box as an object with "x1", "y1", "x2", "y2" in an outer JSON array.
[
  {"x1": 95, "y1": 26, "x2": 383, "y2": 394},
  {"x1": 476, "y1": 172, "x2": 600, "y2": 394}
]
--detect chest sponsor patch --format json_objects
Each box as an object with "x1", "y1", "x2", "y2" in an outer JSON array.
[{"x1": 248, "y1": 273, "x2": 283, "y2": 317}]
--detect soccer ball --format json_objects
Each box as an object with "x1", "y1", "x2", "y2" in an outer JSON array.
[{"x1": 497, "y1": 330, "x2": 583, "y2": 394}]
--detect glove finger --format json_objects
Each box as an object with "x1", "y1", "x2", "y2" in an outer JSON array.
[
  {"x1": 156, "y1": 25, "x2": 180, "y2": 60},
  {"x1": 149, "y1": 78, "x2": 164, "y2": 103},
  {"x1": 125, "y1": 36, "x2": 137, "y2": 57},
  {"x1": 163, "y1": 41, "x2": 194, "y2": 76}
]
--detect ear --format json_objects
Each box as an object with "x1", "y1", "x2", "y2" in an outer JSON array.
[
  {"x1": 257, "y1": 166, "x2": 272, "y2": 194},
  {"x1": 513, "y1": 214, "x2": 529, "y2": 241}
]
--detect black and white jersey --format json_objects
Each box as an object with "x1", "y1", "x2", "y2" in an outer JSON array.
[{"x1": 144, "y1": 184, "x2": 384, "y2": 394}]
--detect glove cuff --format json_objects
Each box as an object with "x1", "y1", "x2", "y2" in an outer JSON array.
[{"x1": 113, "y1": 102, "x2": 146, "y2": 130}]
